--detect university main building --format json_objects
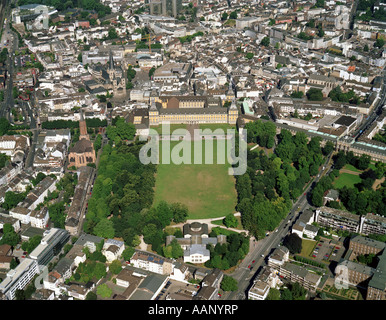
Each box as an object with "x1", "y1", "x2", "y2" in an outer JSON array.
[{"x1": 148, "y1": 96, "x2": 239, "y2": 126}]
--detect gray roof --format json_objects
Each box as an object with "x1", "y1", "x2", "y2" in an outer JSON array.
[
  {"x1": 75, "y1": 233, "x2": 103, "y2": 246},
  {"x1": 350, "y1": 235, "x2": 386, "y2": 251}
]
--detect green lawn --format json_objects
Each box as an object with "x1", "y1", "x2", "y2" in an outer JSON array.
[
  {"x1": 342, "y1": 164, "x2": 361, "y2": 173},
  {"x1": 199, "y1": 123, "x2": 236, "y2": 132},
  {"x1": 151, "y1": 124, "x2": 187, "y2": 135},
  {"x1": 153, "y1": 140, "x2": 237, "y2": 220},
  {"x1": 300, "y1": 239, "x2": 317, "y2": 258},
  {"x1": 333, "y1": 173, "x2": 362, "y2": 189}
]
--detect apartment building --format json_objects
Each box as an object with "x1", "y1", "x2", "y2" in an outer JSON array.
[
  {"x1": 315, "y1": 206, "x2": 361, "y2": 233},
  {"x1": 349, "y1": 235, "x2": 385, "y2": 256},
  {"x1": 276, "y1": 262, "x2": 322, "y2": 292},
  {"x1": 29, "y1": 228, "x2": 70, "y2": 272},
  {"x1": 361, "y1": 213, "x2": 386, "y2": 236},
  {"x1": 248, "y1": 266, "x2": 281, "y2": 300},
  {"x1": 130, "y1": 250, "x2": 174, "y2": 275},
  {"x1": 0, "y1": 258, "x2": 38, "y2": 300},
  {"x1": 367, "y1": 249, "x2": 386, "y2": 300},
  {"x1": 335, "y1": 259, "x2": 374, "y2": 287},
  {"x1": 315, "y1": 207, "x2": 386, "y2": 236}
]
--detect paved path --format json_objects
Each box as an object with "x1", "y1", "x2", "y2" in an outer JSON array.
[
  {"x1": 171, "y1": 212, "x2": 248, "y2": 235},
  {"x1": 340, "y1": 169, "x2": 361, "y2": 175}
]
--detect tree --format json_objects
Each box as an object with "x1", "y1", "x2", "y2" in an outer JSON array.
[
  {"x1": 306, "y1": 88, "x2": 323, "y2": 101},
  {"x1": 15, "y1": 289, "x2": 26, "y2": 300},
  {"x1": 323, "y1": 141, "x2": 334, "y2": 156},
  {"x1": 374, "y1": 38, "x2": 385, "y2": 48},
  {"x1": 97, "y1": 283, "x2": 112, "y2": 298},
  {"x1": 245, "y1": 52, "x2": 254, "y2": 60},
  {"x1": 291, "y1": 91, "x2": 304, "y2": 99},
  {"x1": 107, "y1": 28, "x2": 118, "y2": 39},
  {"x1": 2, "y1": 191, "x2": 25, "y2": 210},
  {"x1": 280, "y1": 288, "x2": 293, "y2": 300},
  {"x1": 221, "y1": 12, "x2": 228, "y2": 21},
  {"x1": 220, "y1": 275, "x2": 238, "y2": 291},
  {"x1": 266, "y1": 288, "x2": 281, "y2": 300},
  {"x1": 224, "y1": 213, "x2": 238, "y2": 228},
  {"x1": 260, "y1": 37, "x2": 270, "y2": 47},
  {"x1": 229, "y1": 11, "x2": 237, "y2": 19},
  {"x1": 122, "y1": 247, "x2": 135, "y2": 261},
  {"x1": 148, "y1": 67, "x2": 156, "y2": 79},
  {"x1": 283, "y1": 233, "x2": 302, "y2": 254},
  {"x1": 364, "y1": 44, "x2": 369, "y2": 52},
  {"x1": 0, "y1": 117, "x2": 10, "y2": 136},
  {"x1": 0, "y1": 223, "x2": 20, "y2": 246},
  {"x1": 109, "y1": 259, "x2": 122, "y2": 275},
  {"x1": 94, "y1": 218, "x2": 115, "y2": 238},
  {"x1": 86, "y1": 291, "x2": 97, "y2": 300},
  {"x1": 357, "y1": 154, "x2": 371, "y2": 170},
  {"x1": 170, "y1": 202, "x2": 189, "y2": 223}
]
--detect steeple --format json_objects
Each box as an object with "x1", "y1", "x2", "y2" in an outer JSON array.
[{"x1": 109, "y1": 50, "x2": 114, "y2": 71}]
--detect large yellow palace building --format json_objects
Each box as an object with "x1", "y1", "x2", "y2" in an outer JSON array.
[{"x1": 149, "y1": 96, "x2": 238, "y2": 126}]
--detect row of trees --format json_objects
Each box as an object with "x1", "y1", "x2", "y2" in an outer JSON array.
[
  {"x1": 105, "y1": 116, "x2": 136, "y2": 144},
  {"x1": 244, "y1": 120, "x2": 276, "y2": 149},
  {"x1": 328, "y1": 87, "x2": 362, "y2": 105},
  {"x1": 236, "y1": 123, "x2": 328, "y2": 239},
  {"x1": 83, "y1": 140, "x2": 189, "y2": 257},
  {"x1": 18, "y1": 0, "x2": 111, "y2": 18},
  {"x1": 42, "y1": 118, "x2": 107, "y2": 130}
]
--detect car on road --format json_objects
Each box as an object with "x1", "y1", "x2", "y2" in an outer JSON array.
[
  {"x1": 252, "y1": 260, "x2": 255, "y2": 263},
  {"x1": 312, "y1": 254, "x2": 316, "y2": 258},
  {"x1": 261, "y1": 254, "x2": 264, "y2": 257},
  {"x1": 248, "y1": 265, "x2": 251, "y2": 269},
  {"x1": 23, "y1": 251, "x2": 27, "y2": 255}
]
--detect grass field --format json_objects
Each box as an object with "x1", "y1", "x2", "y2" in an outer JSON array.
[
  {"x1": 151, "y1": 124, "x2": 187, "y2": 134},
  {"x1": 300, "y1": 239, "x2": 317, "y2": 258},
  {"x1": 333, "y1": 173, "x2": 362, "y2": 189},
  {"x1": 199, "y1": 123, "x2": 236, "y2": 132},
  {"x1": 342, "y1": 164, "x2": 361, "y2": 173},
  {"x1": 153, "y1": 140, "x2": 237, "y2": 220}
]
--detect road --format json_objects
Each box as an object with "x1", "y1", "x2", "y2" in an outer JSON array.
[
  {"x1": 222, "y1": 153, "x2": 333, "y2": 300},
  {"x1": 352, "y1": 67, "x2": 386, "y2": 140}
]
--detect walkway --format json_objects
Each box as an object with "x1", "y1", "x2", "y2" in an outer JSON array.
[{"x1": 170, "y1": 212, "x2": 249, "y2": 235}]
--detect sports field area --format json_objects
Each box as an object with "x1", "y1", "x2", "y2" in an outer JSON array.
[{"x1": 153, "y1": 139, "x2": 238, "y2": 220}]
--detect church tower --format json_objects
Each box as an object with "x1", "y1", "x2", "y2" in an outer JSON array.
[{"x1": 108, "y1": 50, "x2": 126, "y2": 97}]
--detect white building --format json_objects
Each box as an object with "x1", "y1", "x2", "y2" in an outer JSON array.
[
  {"x1": 0, "y1": 258, "x2": 38, "y2": 300},
  {"x1": 102, "y1": 239, "x2": 125, "y2": 263}
]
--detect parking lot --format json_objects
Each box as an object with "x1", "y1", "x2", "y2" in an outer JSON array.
[{"x1": 310, "y1": 238, "x2": 345, "y2": 263}]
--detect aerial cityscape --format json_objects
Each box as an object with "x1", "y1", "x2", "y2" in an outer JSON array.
[{"x1": 0, "y1": 0, "x2": 385, "y2": 304}]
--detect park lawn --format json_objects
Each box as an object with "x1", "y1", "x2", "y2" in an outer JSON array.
[
  {"x1": 342, "y1": 164, "x2": 361, "y2": 173},
  {"x1": 199, "y1": 123, "x2": 237, "y2": 132},
  {"x1": 333, "y1": 173, "x2": 362, "y2": 189},
  {"x1": 300, "y1": 239, "x2": 317, "y2": 258},
  {"x1": 151, "y1": 124, "x2": 187, "y2": 135},
  {"x1": 153, "y1": 140, "x2": 237, "y2": 220}
]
